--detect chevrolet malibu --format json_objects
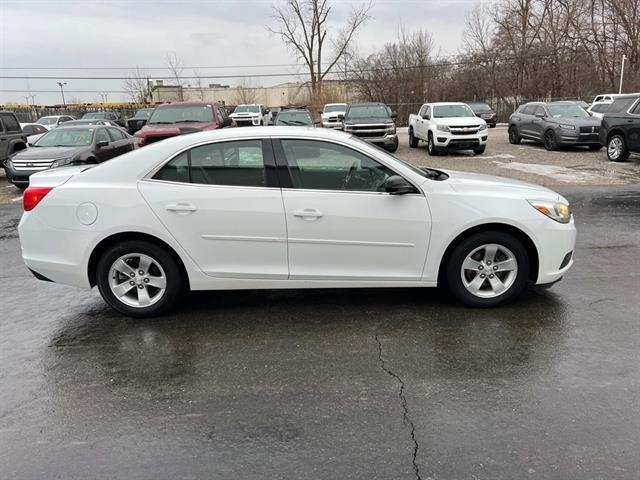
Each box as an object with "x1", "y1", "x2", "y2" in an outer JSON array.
[{"x1": 18, "y1": 127, "x2": 576, "y2": 317}]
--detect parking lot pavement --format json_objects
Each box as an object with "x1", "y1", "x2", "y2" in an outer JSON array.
[
  {"x1": 2, "y1": 127, "x2": 640, "y2": 205},
  {"x1": 396, "y1": 127, "x2": 640, "y2": 186},
  {"x1": 1, "y1": 186, "x2": 639, "y2": 479}
]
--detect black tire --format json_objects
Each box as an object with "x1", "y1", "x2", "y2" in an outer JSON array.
[
  {"x1": 508, "y1": 126, "x2": 521, "y2": 144},
  {"x1": 446, "y1": 231, "x2": 529, "y2": 308},
  {"x1": 260, "y1": 120, "x2": 264, "y2": 126},
  {"x1": 543, "y1": 129, "x2": 558, "y2": 151},
  {"x1": 588, "y1": 144, "x2": 603, "y2": 151},
  {"x1": 489, "y1": 124, "x2": 496, "y2": 128},
  {"x1": 427, "y1": 132, "x2": 439, "y2": 156},
  {"x1": 96, "y1": 240, "x2": 184, "y2": 318},
  {"x1": 606, "y1": 134, "x2": 630, "y2": 162},
  {"x1": 473, "y1": 146, "x2": 486, "y2": 155},
  {"x1": 409, "y1": 128, "x2": 419, "y2": 148},
  {"x1": 385, "y1": 138, "x2": 399, "y2": 153}
]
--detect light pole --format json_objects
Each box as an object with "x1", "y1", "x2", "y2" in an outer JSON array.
[
  {"x1": 56, "y1": 82, "x2": 67, "y2": 106},
  {"x1": 619, "y1": 54, "x2": 626, "y2": 94}
]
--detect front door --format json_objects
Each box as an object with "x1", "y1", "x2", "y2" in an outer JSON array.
[
  {"x1": 275, "y1": 138, "x2": 430, "y2": 280},
  {"x1": 139, "y1": 138, "x2": 288, "y2": 279},
  {"x1": 627, "y1": 100, "x2": 640, "y2": 152}
]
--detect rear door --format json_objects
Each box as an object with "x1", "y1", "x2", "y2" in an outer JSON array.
[
  {"x1": 275, "y1": 138, "x2": 430, "y2": 281},
  {"x1": 627, "y1": 99, "x2": 640, "y2": 152},
  {"x1": 139, "y1": 138, "x2": 288, "y2": 279},
  {"x1": 107, "y1": 127, "x2": 133, "y2": 157},
  {"x1": 517, "y1": 105, "x2": 536, "y2": 137}
]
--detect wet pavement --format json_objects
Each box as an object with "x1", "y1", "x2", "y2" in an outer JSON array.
[{"x1": 1, "y1": 186, "x2": 639, "y2": 479}]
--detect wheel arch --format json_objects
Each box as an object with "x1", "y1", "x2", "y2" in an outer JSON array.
[
  {"x1": 88, "y1": 231, "x2": 190, "y2": 289},
  {"x1": 437, "y1": 222, "x2": 539, "y2": 284},
  {"x1": 606, "y1": 128, "x2": 625, "y2": 143}
]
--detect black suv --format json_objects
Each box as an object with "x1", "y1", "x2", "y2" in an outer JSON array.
[
  {"x1": 599, "y1": 94, "x2": 640, "y2": 162},
  {"x1": 340, "y1": 102, "x2": 399, "y2": 152},
  {"x1": 0, "y1": 111, "x2": 27, "y2": 168}
]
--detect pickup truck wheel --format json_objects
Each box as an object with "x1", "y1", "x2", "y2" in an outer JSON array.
[
  {"x1": 409, "y1": 128, "x2": 419, "y2": 148},
  {"x1": 446, "y1": 231, "x2": 529, "y2": 308},
  {"x1": 543, "y1": 129, "x2": 558, "y2": 151},
  {"x1": 385, "y1": 139, "x2": 399, "y2": 153},
  {"x1": 473, "y1": 146, "x2": 486, "y2": 155},
  {"x1": 607, "y1": 134, "x2": 630, "y2": 162},
  {"x1": 508, "y1": 126, "x2": 521, "y2": 144},
  {"x1": 427, "y1": 133, "x2": 439, "y2": 156},
  {"x1": 260, "y1": 120, "x2": 264, "y2": 126}
]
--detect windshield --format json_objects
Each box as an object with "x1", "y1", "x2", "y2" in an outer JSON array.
[
  {"x1": 433, "y1": 105, "x2": 476, "y2": 118},
  {"x1": 347, "y1": 105, "x2": 390, "y2": 119},
  {"x1": 135, "y1": 109, "x2": 152, "y2": 118},
  {"x1": 468, "y1": 102, "x2": 492, "y2": 111},
  {"x1": 547, "y1": 103, "x2": 589, "y2": 118},
  {"x1": 83, "y1": 112, "x2": 107, "y2": 119},
  {"x1": 64, "y1": 120, "x2": 100, "y2": 126},
  {"x1": 275, "y1": 111, "x2": 312, "y2": 126},
  {"x1": 234, "y1": 105, "x2": 260, "y2": 113},
  {"x1": 149, "y1": 105, "x2": 214, "y2": 124},
  {"x1": 324, "y1": 104, "x2": 347, "y2": 113},
  {"x1": 34, "y1": 128, "x2": 93, "y2": 147},
  {"x1": 36, "y1": 117, "x2": 58, "y2": 125}
]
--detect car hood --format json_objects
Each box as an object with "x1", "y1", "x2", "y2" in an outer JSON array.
[
  {"x1": 344, "y1": 116, "x2": 393, "y2": 124},
  {"x1": 137, "y1": 123, "x2": 216, "y2": 136},
  {"x1": 13, "y1": 145, "x2": 85, "y2": 159},
  {"x1": 549, "y1": 116, "x2": 600, "y2": 127},
  {"x1": 443, "y1": 169, "x2": 562, "y2": 201},
  {"x1": 434, "y1": 116, "x2": 485, "y2": 126}
]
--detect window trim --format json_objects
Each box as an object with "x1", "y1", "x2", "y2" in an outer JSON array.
[
  {"x1": 627, "y1": 98, "x2": 640, "y2": 116},
  {"x1": 272, "y1": 137, "x2": 422, "y2": 195},
  {"x1": 143, "y1": 137, "x2": 280, "y2": 189}
]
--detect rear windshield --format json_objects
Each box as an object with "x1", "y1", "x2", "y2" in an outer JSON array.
[
  {"x1": 34, "y1": 128, "x2": 94, "y2": 147},
  {"x1": 149, "y1": 105, "x2": 214, "y2": 124},
  {"x1": 607, "y1": 97, "x2": 638, "y2": 114},
  {"x1": 275, "y1": 111, "x2": 312, "y2": 126}
]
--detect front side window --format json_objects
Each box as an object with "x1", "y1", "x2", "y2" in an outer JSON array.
[
  {"x1": 631, "y1": 100, "x2": 640, "y2": 114},
  {"x1": 591, "y1": 104, "x2": 609, "y2": 113},
  {"x1": 280, "y1": 139, "x2": 396, "y2": 192},
  {"x1": 95, "y1": 128, "x2": 110, "y2": 144},
  {"x1": 154, "y1": 140, "x2": 267, "y2": 187},
  {"x1": 520, "y1": 105, "x2": 534, "y2": 115},
  {"x1": 107, "y1": 128, "x2": 126, "y2": 141}
]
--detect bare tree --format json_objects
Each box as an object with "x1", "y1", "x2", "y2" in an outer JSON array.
[
  {"x1": 268, "y1": 0, "x2": 372, "y2": 100},
  {"x1": 234, "y1": 78, "x2": 258, "y2": 105},
  {"x1": 165, "y1": 52, "x2": 184, "y2": 100},
  {"x1": 123, "y1": 66, "x2": 150, "y2": 104}
]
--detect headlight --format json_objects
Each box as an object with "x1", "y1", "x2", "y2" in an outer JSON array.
[
  {"x1": 479, "y1": 123, "x2": 488, "y2": 131},
  {"x1": 436, "y1": 124, "x2": 450, "y2": 132},
  {"x1": 50, "y1": 157, "x2": 73, "y2": 168},
  {"x1": 559, "y1": 124, "x2": 575, "y2": 130},
  {"x1": 343, "y1": 124, "x2": 353, "y2": 131},
  {"x1": 386, "y1": 124, "x2": 396, "y2": 134},
  {"x1": 528, "y1": 200, "x2": 571, "y2": 223},
  {"x1": 5, "y1": 159, "x2": 12, "y2": 168}
]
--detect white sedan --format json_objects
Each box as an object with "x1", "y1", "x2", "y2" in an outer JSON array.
[{"x1": 18, "y1": 127, "x2": 576, "y2": 317}]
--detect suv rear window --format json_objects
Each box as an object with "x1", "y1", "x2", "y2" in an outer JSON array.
[
  {"x1": 0, "y1": 113, "x2": 21, "y2": 132},
  {"x1": 607, "y1": 97, "x2": 638, "y2": 114}
]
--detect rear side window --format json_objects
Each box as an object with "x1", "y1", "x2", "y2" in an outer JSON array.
[
  {"x1": 631, "y1": 100, "x2": 640, "y2": 115},
  {"x1": 520, "y1": 105, "x2": 535, "y2": 115},
  {"x1": 154, "y1": 140, "x2": 267, "y2": 187},
  {"x1": 0, "y1": 113, "x2": 21, "y2": 132},
  {"x1": 608, "y1": 98, "x2": 637, "y2": 114},
  {"x1": 591, "y1": 104, "x2": 609, "y2": 113}
]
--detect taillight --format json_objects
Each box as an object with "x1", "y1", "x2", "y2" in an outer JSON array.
[{"x1": 23, "y1": 186, "x2": 53, "y2": 211}]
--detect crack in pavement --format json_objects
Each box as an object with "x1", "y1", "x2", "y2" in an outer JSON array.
[{"x1": 374, "y1": 332, "x2": 423, "y2": 480}]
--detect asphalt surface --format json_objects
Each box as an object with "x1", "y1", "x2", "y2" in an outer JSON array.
[{"x1": 1, "y1": 186, "x2": 639, "y2": 479}]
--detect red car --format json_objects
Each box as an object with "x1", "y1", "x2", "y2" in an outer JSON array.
[{"x1": 134, "y1": 101, "x2": 234, "y2": 147}]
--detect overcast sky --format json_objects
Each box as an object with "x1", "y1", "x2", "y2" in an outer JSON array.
[{"x1": 0, "y1": 0, "x2": 477, "y2": 104}]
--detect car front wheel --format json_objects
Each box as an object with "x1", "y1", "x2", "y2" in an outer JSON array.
[
  {"x1": 508, "y1": 126, "x2": 521, "y2": 144},
  {"x1": 409, "y1": 128, "x2": 419, "y2": 148},
  {"x1": 446, "y1": 231, "x2": 529, "y2": 307},
  {"x1": 96, "y1": 240, "x2": 183, "y2": 318},
  {"x1": 607, "y1": 134, "x2": 630, "y2": 162}
]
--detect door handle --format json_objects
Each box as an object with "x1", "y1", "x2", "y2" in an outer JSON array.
[
  {"x1": 293, "y1": 208, "x2": 323, "y2": 220},
  {"x1": 166, "y1": 203, "x2": 197, "y2": 214}
]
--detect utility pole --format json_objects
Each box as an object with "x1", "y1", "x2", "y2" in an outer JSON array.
[
  {"x1": 56, "y1": 81, "x2": 67, "y2": 105},
  {"x1": 619, "y1": 54, "x2": 626, "y2": 94}
]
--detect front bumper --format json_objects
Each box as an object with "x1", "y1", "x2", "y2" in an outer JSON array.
[
  {"x1": 232, "y1": 116, "x2": 262, "y2": 126},
  {"x1": 435, "y1": 132, "x2": 488, "y2": 150},
  {"x1": 4, "y1": 161, "x2": 39, "y2": 187},
  {"x1": 322, "y1": 121, "x2": 343, "y2": 129},
  {"x1": 533, "y1": 217, "x2": 577, "y2": 285},
  {"x1": 557, "y1": 131, "x2": 601, "y2": 146}
]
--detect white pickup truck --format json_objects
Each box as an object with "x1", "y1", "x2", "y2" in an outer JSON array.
[
  {"x1": 229, "y1": 104, "x2": 271, "y2": 126},
  {"x1": 408, "y1": 102, "x2": 488, "y2": 155}
]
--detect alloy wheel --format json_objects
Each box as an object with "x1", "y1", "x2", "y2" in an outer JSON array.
[
  {"x1": 460, "y1": 243, "x2": 518, "y2": 298},
  {"x1": 608, "y1": 137, "x2": 623, "y2": 160},
  {"x1": 108, "y1": 253, "x2": 167, "y2": 308}
]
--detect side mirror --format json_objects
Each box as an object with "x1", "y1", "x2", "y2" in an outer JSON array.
[
  {"x1": 535, "y1": 113, "x2": 546, "y2": 119},
  {"x1": 391, "y1": 111, "x2": 398, "y2": 120},
  {"x1": 385, "y1": 175, "x2": 415, "y2": 195},
  {"x1": 96, "y1": 140, "x2": 109, "y2": 148},
  {"x1": 337, "y1": 114, "x2": 345, "y2": 121},
  {"x1": 421, "y1": 114, "x2": 430, "y2": 120}
]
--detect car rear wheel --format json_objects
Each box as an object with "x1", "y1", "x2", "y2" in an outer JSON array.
[
  {"x1": 543, "y1": 129, "x2": 558, "y2": 151},
  {"x1": 508, "y1": 126, "x2": 521, "y2": 144},
  {"x1": 409, "y1": 128, "x2": 419, "y2": 148},
  {"x1": 446, "y1": 231, "x2": 529, "y2": 307},
  {"x1": 607, "y1": 134, "x2": 630, "y2": 162},
  {"x1": 96, "y1": 240, "x2": 183, "y2": 318},
  {"x1": 427, "y1": 133, "x2": 439, "y2": 156}
]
